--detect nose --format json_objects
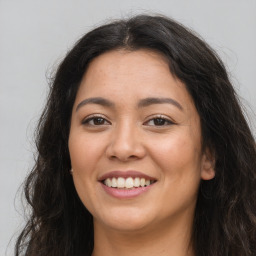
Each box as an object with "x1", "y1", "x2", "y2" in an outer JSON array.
[{"x1": 105, "y1": 122, "x2": 146, "y2": 162}]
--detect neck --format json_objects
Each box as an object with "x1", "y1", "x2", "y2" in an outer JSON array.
[{"x1": 92, "y1": 215, "x2": 195, "y2": 256}]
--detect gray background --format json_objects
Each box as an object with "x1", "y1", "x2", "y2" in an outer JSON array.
[{"x1": 0, "y1": 0, "x2": 255, "y2": 255}]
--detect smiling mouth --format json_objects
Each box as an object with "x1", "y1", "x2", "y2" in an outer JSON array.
[{"x1": 102, "y1": 177, "x2": 156, "y2": 189}]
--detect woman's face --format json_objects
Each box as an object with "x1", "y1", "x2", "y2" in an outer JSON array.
[{"x1": 69, "y1": 49, "x2": 214, "y2": 233}]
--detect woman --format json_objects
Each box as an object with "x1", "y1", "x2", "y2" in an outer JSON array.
[{"x1": 15, "y1": 15, "x2": 256, "y2": 256}]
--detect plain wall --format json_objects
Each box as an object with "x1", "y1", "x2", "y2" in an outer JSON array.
[{"x1": 0, "y1": 0, "x2": 255, "y2": 254}]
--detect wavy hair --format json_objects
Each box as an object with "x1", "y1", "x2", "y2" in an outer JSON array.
[{"x1": 15, "y1": 15, "x2": 256, "y2": 256}]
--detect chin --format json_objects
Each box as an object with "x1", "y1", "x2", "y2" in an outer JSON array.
[{"x1": 94, "y1": 207, "x2": 154, "y2": 232}]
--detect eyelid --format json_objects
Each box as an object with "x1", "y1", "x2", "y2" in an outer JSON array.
[
  {"x1": 81, "y1": 114, "x2": 111, "y2": 125},
  {"x1": 143, "y1": 114, "x2": 176, "y2": 126}
]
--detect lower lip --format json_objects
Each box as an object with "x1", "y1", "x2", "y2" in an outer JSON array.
[{"x1": 100, "y1": 183, "x2": 155, "y2": 199}]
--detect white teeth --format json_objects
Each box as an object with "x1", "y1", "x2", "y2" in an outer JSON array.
[
  {"x1": 117, "y1": 177, "x2": 125, "y2": 188},
  {"x1": 105, "y1": 178, "x2": 111, "y2": 187},
  {"x1": 111, "y1": 177, "x2": 117, "y2": 187},
  {"x1": 134, "y1": 177, "x2": 140, "y2": 187},
  {"x1": 125, "y1": 177, "x2": 134, "y2": 188},
  {"x1": 103, "y1": 177, "x2": 154, "y2": 189}
]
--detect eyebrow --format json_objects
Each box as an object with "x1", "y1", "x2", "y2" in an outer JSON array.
[
  {"x1": 138, "y1": 97, "x2": 183, "y2": 111},
  {"x1": 76, "y1": 96, "x2": 183, "y2": 112},
  {"x1": 76, "y1": 97, "x2": 114, "y2": 111}
]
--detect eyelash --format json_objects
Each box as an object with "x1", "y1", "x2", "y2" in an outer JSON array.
[
  {"x1": 81, "y1": 115, "x2": 175, "y2": 127},
  {"x1": 144, "y1": 115, "x2": 175, "y2": 126},
  {"x1": 82, "y1": 114, "x2": 111, "y2": 126}
]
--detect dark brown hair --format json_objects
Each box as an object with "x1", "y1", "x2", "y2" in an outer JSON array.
[{"x1": 16, "y1": 15, "x2": 256, "y2": 256}]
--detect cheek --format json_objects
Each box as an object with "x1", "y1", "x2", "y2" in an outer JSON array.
[
  {"x1": 152, "y1": 133, "x2": 201, "y2": 167},
  {"x1": 148, "y1": 130, "x2": 203, "y2": 190},
  {"x1": 150, "y1": 133, "x2": 202, "y2": 214},
  {"x1": 68, "y1": 131, "x2": 110, "y2": 208},
  {"x1": 68, "y1": 133, "x2": 101, "y2": 212},
  {"x1": 69, "y1": 131, "x2": 105, "y2": 172}
]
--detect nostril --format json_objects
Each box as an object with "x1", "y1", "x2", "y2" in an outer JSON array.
[{"x1": 109, "y1": 154, "x2": 138, "y2": 162}]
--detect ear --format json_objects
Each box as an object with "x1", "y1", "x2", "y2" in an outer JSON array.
[{"x1": 200, "y1": 148, "x2": 215, "y2": 180}]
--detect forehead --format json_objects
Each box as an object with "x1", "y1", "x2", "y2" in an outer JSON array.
[
  {"x1": 83, "y1": 49, "x2": 170, "y2": 87},
  {"x1": 80, "y1": 50, "x2": 187, "y2": 99},
  {"x1": 87, "y1": 49, "x2": 169, "y2": 73},
  {"x1": 75, "y1": 49, "x2": 195, "y2": 113}
]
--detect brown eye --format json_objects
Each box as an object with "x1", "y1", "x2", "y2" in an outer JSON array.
[
  {"x1": 153, "y1": 118, "x2": 167, "y2": 126},
  {"x1": 92, "y1": 117, "x2": 105, "y2": 125},
  {"x1": 145, "y1": 116, "x2": 174, "y2": 127},
  {"x1": 82, "y1": 116, "x2": 110, "y2": 126}
]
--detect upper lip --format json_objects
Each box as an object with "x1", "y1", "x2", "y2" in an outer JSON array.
[{"x1": 98, "y1": 170, "x2": 157, "y2": 181}]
